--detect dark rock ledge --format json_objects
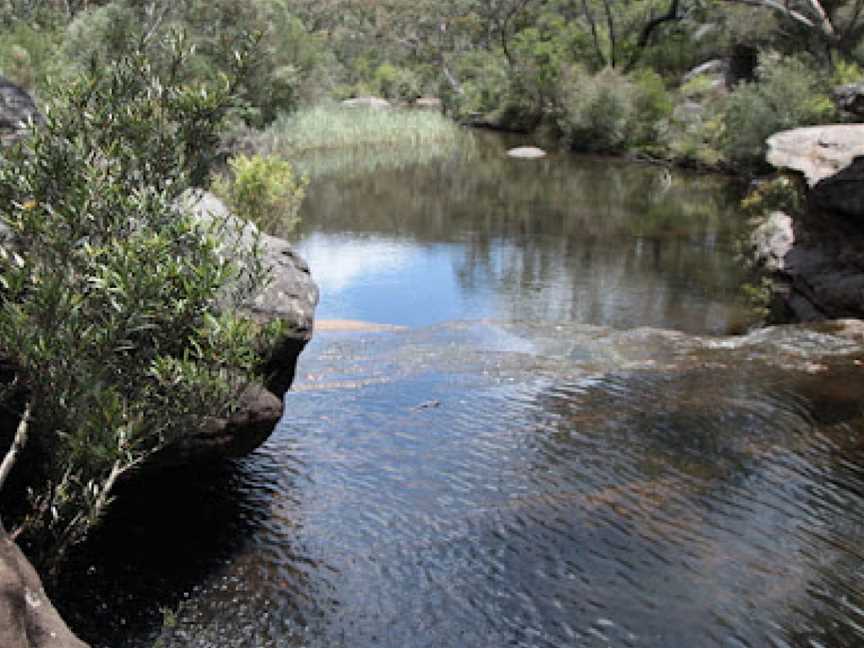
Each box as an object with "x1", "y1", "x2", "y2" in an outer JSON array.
[{"x1": 752, "y1": 125, "x2": 864, "y2": 321}]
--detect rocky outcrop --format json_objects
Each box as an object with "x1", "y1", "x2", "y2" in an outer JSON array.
[
  {"x1": 0, "y1": 76, "x2": 41, "y2": 147},
  {"x1": 757, "y1": 125, "x2": 864, "y2": 320},
  {"x1": 181, "y1": 190, "x2": 318, "y2": 396},
  {"x1": 157, "y1": 190, "x2": 318, "y2": 462},
  {"x1": 0, "y1": 531, "x2": 88, "y2": 648}
]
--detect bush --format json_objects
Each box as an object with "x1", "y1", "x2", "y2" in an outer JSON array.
[
  {"x1": 212, "y1": 154, "x2": 307, "y2": 234},
  {"x1": 630, "y1": 69, "x2": 674, "y2": 148},
  {"x1": 721, "y1": 52, "x2": 835, "y2": 168},
  {"x1": 0, "y1": 35, "x2": 277, "y2": 571},
  {"x1": 0, "y1": 21, "x2": 63, "y2": 90},
  {"x1": 372, "y1": 63, "x2": 421, "y2": 102},
  {"x1": 556, "y1": 66, "x2": 635, "y2": 152}
]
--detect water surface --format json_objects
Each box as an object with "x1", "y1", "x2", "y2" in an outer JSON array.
[{"x1": 62, "y1": 133, "x2": 864, "y2": 648}]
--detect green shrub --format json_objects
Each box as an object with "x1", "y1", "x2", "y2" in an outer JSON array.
[
  {"x1": 0, "y1": 35, "x2": 277, "y2": 571},
  {"x1": 212, "y1": 154, "x2": 307, "y2": 234},
  {"x1": 0, "y1": 21, "x2": 63, "y2": 90},
  {"x1": 630, "y1": 69, "x2": 673, "y2": 148},
  {"x1": 372, "y1": 63, "x2": 421, "y2": 102},
  {"x1": 556, "y1": 66, "x2": 635, "y2": 152},
  {"x1": 450, "y1": 50, "x2": 510, "y2": 118},
  {"x1": 721, "y1": 52, "x2": 835, "y2": 168},
  {"x1": 832, "y1": 59, "x2": 863, "y2": 85}
]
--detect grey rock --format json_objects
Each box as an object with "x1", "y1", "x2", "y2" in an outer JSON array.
[
  {"x1": 340, "y1": 96, "x2": 392, "y2": 110},
  {"x1": 0, "y1": 531, "x2": 88, "y2": 648},
  {"x1": 0, "y1": 76, "x2": 41, "y2": 146},
  {"x1": 153, "y1": 385, "x2": 283, "y2": 466},
  {"x1": 833, "y1": 82, "x2": 864, "y2": 118},
  {"x1": 507, "y1": 146, "x2": 546, "y2": 159},
  {"x1": 144, "y1": 190, "x2": 318, "y2": 463},
  {"x1": 766, "y1": 125, "x2": 864, "y2": 191},
  {"x1": 180, "y1": 190, "x2": 319, "y2": 396},
  {"x1": 761, "y1": 125, "x2": 864, "y2": 320}
]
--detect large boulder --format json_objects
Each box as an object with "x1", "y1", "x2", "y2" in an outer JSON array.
[
  {"x1": 0, "y1": 531, "x2": 88, "y2": 648},
  {"x1": 154, "y1": 190, "x2": 318, "y2": 462},
  {"x1": 760, "y1": 125, "x2": 864, "y2": 320},
  {"x1": 180, "y1": 190, "x2": 318, "y2": 395},
  {"x1": 0, "y1": 76, "x2": 41, "y2": 147}
]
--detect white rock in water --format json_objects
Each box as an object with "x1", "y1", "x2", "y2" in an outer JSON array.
[{"x1": 507, "y1": 146, "x2": 546, "y2": 159}]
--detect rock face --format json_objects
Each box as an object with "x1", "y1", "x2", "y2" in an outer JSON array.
[
  {"x1": 160, "y1": 190, "x2": 319, "y2": 462},
  {"x1": 0, "y1": 76, "x2": 41, "y2": 146},
  {"x1": 180, "y1": 190, "x2": 318, "y2": 395},
  {"x1": 0, "y1": 532, "x2": 89, "y2": 648},
  {"x1": 760, "y1": 125, "x2": 864, "y2": 320}
]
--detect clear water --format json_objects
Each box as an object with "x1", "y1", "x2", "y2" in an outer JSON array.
[{"x1": 61, "y1": 133, "x2": 864, "y2": 648}]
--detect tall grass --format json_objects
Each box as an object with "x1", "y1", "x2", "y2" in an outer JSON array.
[
  {"x1": 244, "y1": 104, "x2": 465, "y2": 154},
  {"x1": 237, "y1": 104, "x2": 473, "y2": 181}
]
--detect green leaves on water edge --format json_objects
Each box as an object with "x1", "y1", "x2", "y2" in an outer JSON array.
[{"x1": 0, "y1": 33, "x2": 277, "y2": 571}]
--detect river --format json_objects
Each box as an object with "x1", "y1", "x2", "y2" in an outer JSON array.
[{"x1": 63, "y1": 132, "x2": 864, "y2": 647}]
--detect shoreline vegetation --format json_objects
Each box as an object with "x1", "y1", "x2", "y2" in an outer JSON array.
[{"x1": 3, "y1": 1, "x2": 863, "y2": 181}]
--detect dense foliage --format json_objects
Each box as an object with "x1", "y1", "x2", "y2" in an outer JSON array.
[
  {"x1": 213, "y1": 153, "x2": 308, "y2": 234},
  {"x1": 3, "y1": 0, "x2": 862, "y2": 170},
  {"x1": 0, "y1": 34, "x2": 279, "y2": 571}
]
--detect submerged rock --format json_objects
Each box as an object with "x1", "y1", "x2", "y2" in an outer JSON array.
[
  {"x1": 762, "y1": 125, "x2": 864, "y2": 320},
  {"x1": 507, "y1": 146, "x2": 546, "y2": 159},
  {"x1": 0, "y1": 532, "x2": 88, "y2": 648}
]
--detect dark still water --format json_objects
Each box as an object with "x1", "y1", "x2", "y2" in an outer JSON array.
[
  {"x1": 291, "y1": 132, "x2": 752, "y2": 334},
  {"x1": 63, "y1": 133, "x2": 864, "y2": 648}
]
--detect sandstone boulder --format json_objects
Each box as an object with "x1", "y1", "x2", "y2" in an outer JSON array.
[
  {"x1": 761, "y1": 125, "x2": 864, "y2": 320},
  {"x1": 180, "y1": 190, "x2": 319, "y2": 396},
  {"x1": 0, "y1": 532, "x2": 88, "y2": 648},
  {"x1": 141, "y1": 191, "x2": 319, "y2": 463},
  {"x1": 0, "y1": 76, "x2": 41, "y2": 147}
]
